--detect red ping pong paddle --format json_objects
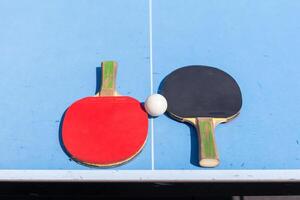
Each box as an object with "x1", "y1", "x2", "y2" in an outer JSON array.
[
  {"x1": 160, "y1": 66, "x2": 242, "y2": 167},
  {"x1": 62, "y1": 61, "x2": 148, "y2": 167}
]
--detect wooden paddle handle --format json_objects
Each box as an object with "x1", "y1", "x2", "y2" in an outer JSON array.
[
  {"x1": 100, "y1": 61, "x2": 117, "y2": 96},
  {"x1": 196, "y1": 118, "x2": 219, "y2": 167}
]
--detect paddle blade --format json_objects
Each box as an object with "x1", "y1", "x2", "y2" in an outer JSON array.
[{"x1": 62, "y1": 96, "x2": 148, "y2": 166}]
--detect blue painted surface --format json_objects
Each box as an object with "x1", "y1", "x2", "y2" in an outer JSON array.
[{"x1": 0, "y1": 0, "x2": 300, "y2": 170}]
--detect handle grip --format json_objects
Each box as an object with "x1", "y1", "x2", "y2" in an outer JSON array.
[
  {"x1": 99, "y1": 61, "x2": 117, "y2": 96},
  {"x1": 196, "y1": 118, "x2": 219, "y2": 167}
]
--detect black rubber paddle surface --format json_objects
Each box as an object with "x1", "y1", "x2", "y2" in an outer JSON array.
[{"x1": 160, "y1": 65, "x2": 242, "y2": 118}]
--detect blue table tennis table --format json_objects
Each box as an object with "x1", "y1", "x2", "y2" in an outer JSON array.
[{"x1": 0, "y1": 0, "x2": 300, "y2": 182}]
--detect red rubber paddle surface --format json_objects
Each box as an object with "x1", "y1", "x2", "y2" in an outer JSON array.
[{"x1": 62, "y1": 97, "x2": 148, "y2": 166}]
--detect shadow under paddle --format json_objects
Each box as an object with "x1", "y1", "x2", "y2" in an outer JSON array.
[{"x1": 158, "y1": 75, "x2": 199, "y2": 167}]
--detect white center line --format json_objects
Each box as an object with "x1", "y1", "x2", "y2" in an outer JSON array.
[{"x1": 148, "y1": 0, "x2": 155, "y2": 170}]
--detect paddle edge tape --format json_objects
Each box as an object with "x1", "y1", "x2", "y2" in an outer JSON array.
[
  {"x1": 166, "y1": 111, "x2": 241, "y2": 126},
  {"x1": 66, "y1": 128, "x2": 148, "y2": 168},
  {"x1": 81, "y1": 134, "x2": 148, "y2": 167}
]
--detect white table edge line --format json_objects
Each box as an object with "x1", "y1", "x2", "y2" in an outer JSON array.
[{"x1": 0, "y1": 170, "x2": 300, "y2": 182}]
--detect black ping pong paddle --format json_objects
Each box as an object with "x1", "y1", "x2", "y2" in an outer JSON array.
[{"x1": 160, "y1": 65, "x2": 242, "y2": 167}]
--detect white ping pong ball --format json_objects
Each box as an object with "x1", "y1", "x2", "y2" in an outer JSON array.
[{"x1": 145, "y1": 94, "x2": 168, "y2": 117}]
